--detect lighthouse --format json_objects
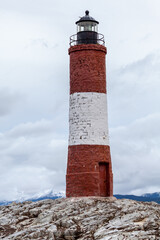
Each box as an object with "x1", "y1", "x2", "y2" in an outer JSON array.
[{"x1": 66, "y1": 11, "x2": 113, "y2": 197}]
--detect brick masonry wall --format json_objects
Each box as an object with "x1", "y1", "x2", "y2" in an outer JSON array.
[
  {"x1": 69, "y1": 44, "x2": 107, "y2": 94},
  {"x1": 69, "y1": 92, "x2": 109, "y2": 146},
  {"x1": 66, "y1": 145, "x2": 113, "y2": 197},
  {"x1": 66, "y1": 44, "x2": 113, "y2": 197},
  {"x1": 67, "y1": 145, "x2": 112, "y2": 174}
]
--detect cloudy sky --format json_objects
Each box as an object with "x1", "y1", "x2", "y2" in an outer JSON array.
[{"x1": 0, "y1": 0, "x2": 160, "y2": 200}]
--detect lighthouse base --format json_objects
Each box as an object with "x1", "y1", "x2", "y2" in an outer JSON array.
[{"x1": 66, "y1": 145, "x2": 113, "y2": 198}]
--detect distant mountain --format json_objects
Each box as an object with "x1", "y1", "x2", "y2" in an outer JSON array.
[
  {"x1": 0, "y1": 190, "x2": 65, "y2": 206},
  {"x1": 114, "y1": 192, "x2": 160, "y2": 204},
  {"x1": 0, "y1": 191, "x2": 159, "y2": 206},
  {"x1": 27, "y1": 190, "x2": 65, "y2": 202},
  {"x1": 142, "y1": 192, "x2": 160, "y2": 198},
  {"x1": 0, "y1": 200, "x2": 12, "y2": 206}
]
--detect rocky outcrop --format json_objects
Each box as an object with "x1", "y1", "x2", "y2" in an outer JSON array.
[{"x1": 0, "y1": 197, "x2": 159, "y2": 239}]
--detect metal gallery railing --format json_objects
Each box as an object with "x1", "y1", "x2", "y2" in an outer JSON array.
[{"x1": 70, "y1": 33, "x2": 105, "y2": 47}]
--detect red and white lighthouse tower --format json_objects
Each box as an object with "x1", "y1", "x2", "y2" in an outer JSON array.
[{"x1": 66, "y1": 11, "x2": 113, "y2": 197}]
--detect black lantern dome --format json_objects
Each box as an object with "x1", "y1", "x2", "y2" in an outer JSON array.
[
  {"x1": 76, "y1": 10, "x2": 99, "y2": 25},
  {"x1": 76, "y1": 10, "x2": 99, "y2": 44},
  {"x1": 70, "y1": 11, "x2": 105, "y2": 46}
]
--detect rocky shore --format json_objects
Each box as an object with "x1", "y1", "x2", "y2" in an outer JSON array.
[{"x1": 0, "y1": 197, "x2": 160, "y2": 239}]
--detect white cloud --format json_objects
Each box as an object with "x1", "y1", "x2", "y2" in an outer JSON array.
[
  {"x1": 0, "y1": 119, "x2": 67, "y2": 200},
  {"x1": 108, "y1": 51, "x2": 160, "y2": 195},
  {"x1": 0, "y1": 0, "x2": 160, "y2": 199},
  {"x1": 111, "y1": 113, "x2": 160, "y2": 195},
  {"x1": 108, "y1": 52, "x2": 160, "y2": 126},
  {"x1": 0, "y1": 88, "x2": 22, "y2": 117}
]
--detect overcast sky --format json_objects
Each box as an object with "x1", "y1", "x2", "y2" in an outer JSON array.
[{"x1": 0, "y1": 0, "x2": 160, "y2": 201}]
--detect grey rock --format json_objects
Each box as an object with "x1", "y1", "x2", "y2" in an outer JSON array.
[{"x1": 0, "y1": 197, "x2": 159, "y2": 239}]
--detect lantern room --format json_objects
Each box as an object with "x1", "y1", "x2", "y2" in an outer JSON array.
[
  {"x1": 76, "y1": 10, "x2": 99, "y2": 32},
  {"x1": 76, "y1": 10, "x2": 99, "y2": 44}
]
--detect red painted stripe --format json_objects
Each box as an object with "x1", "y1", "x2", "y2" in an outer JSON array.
[
  {"x1": 66, "y1": 145, "x2": 113, "y2": 197},
  {"x1": 69, "y1": 44, "x2": 107, "y2": 94}
]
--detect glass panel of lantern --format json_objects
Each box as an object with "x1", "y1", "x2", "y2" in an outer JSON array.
[{"x1": 77, "y1": 21, "x2": 98, "y2": 32}]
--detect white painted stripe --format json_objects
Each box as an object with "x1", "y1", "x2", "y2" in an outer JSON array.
[{"x1": 69, "y1": 92, "x2": 110, "y2": 146}]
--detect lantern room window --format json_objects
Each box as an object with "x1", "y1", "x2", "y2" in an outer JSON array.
[{"x1": 77, "y1": 21, "x2": 98, "y2": 33}]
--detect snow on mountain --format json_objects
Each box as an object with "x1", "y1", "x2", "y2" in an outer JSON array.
[
  {"x1": 0, "y1": 189, "x2": 65, "y2": 206},
  {"x1": 27, "y1": 189, "x2": 65, "y2": 200},
  {"x1": 142, "y1": 192, "x2": 160, "y2": 198}
]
